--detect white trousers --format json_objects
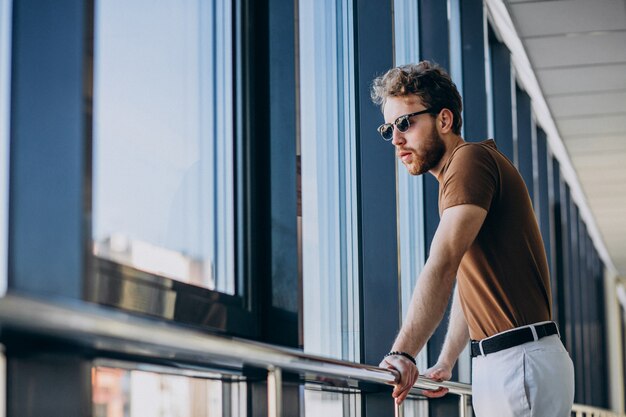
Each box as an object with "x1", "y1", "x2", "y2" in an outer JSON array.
[{"x1": 471, "y1": 334, "x2": 575, "y2": 417}]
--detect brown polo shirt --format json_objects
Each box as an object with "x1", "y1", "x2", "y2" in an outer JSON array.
[{"x1": 437, "y1": 139, "x2": 552, "y2": 340}]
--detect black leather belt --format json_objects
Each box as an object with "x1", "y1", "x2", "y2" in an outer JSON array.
[{"x1": 471, "y1": 322, "x2": 559, "y2": 358}]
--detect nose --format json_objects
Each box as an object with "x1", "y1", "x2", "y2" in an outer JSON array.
[{"x1": 391, "y1": 128, "x2": 405, "y2": 146}]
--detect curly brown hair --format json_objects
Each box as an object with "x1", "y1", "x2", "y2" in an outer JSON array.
[{"x1": 371, "y1": 61, "x2": 463, "y2": 135}]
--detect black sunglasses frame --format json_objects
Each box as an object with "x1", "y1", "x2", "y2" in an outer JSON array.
[{"x1": 377, "y1": 108, "x2": 435, "y2": 141}]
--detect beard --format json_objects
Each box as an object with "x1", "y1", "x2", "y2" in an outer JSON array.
[{"x1": 403, "y1": 125, "x2": 446, "y2": 175}]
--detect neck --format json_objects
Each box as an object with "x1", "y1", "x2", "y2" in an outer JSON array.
[{"x1": 429, "y1": 134, "x2": 465, "y2": 178}]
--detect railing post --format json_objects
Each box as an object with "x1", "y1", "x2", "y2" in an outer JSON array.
[
  {"x1": 268, "y1": 367, "x2": 282, "y2": 417},
  {"x1": 459, "y1": 394, "x2": 468, "y2": 417},
  {"x1": 394, "y1": 402, "x2": 404, "y2": 417}
]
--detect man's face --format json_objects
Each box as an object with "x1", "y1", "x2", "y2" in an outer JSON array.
[{"x1": 383, "y1": 95, "x2": 445, "y2": 176}]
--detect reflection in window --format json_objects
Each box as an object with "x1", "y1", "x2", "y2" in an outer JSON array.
[
  {"x1": 304, "y1": 389, "x2": 360, "y2": 417},
  {"x1": 300, "y1": 0, "x2": 360, "y2": 363},
  {"x1": 92, "y1": 0, "x2": 235, "y2": 294},
  {"x1": 92, "y1": 366, "x2": 245, "y2": 417},
  {"x1": 0, "y1": 0, "x2": 10, "y2": 297}
]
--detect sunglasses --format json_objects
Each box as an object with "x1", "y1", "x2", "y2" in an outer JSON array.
[{"x1": 377, "y1": 108, "x2": 435, "y2": 141}]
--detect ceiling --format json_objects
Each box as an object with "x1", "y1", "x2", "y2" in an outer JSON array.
[{"x1": 503, "y1": 0, "x2": 626, "y2": 275}]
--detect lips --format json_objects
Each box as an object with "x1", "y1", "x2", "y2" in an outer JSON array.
[{"x1": 398, "y1": 150, "x2": 413, "y2": 162}]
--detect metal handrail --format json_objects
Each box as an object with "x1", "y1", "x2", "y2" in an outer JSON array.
[
  {"x1": 0, "y1": 293, "x2": 622, "y2": 417},
  {"x1": 0, "y1": 293, "x2": 470, "y2": 395}
]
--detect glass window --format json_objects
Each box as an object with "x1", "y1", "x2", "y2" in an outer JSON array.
[
  {"x1": 92, "y1": 0, "x2": 235, "y2": 294},
  {"x1": 304, "y1": 389, "x2": 360, "y2": 417},
  {"x1": 393, "y1": 0, "x2": 428, "y2": 394},
  {"x1": 300, "y1": 0, "x2": 360, "y2": 363},
  {"x1": 0, "y1": 347, "x2": 4, "y2": 417},
  {"x1": 485, "y1": 22, "x2": 495, "y2": 140},
  {"x1": 92, "y1": 365, "x2": 246, "y2": 417},
  {"x1": 448, "y1": 0, "x2": 464, "y2": 113},
  {"x1": 0, "y1": 0, "x2": 11, "y2": 298},
  {"x1": 446, "y1": 0, "x2": 473, "y2": 385}
]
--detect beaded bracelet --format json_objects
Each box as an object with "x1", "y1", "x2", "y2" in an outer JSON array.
[{"x1": 384, "y1": 351, "x2": 416, "y2": 365}]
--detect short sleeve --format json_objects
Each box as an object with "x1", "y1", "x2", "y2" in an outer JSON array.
[{"x1": 439, "y1": 144, "x2": 498, "y2": 212}]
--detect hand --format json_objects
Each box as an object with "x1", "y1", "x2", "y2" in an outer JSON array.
[
  {"x1": 421, "y1": 362, "x2": 452, "y2": 398},
  {"x1": 379, "y1": 355, "x2": 418, "y2": 405}
]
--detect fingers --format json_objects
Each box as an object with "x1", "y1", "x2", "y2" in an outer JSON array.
[
  {"x1": 421, "y1": 387, "x2": 449, "y2": 398},
  {"x1": 395, "y1": 385, "x2": 413, "y2": 405},
  {"x1": 382, "y1": 357, "x2": 418, "y2": 405},
  {"x1": 380, "y1": 355, "x2": 421, "y2": 405},
  {"x1": 393, "y1": 372, "x2": 417, "y2": 405},
  {"x1": 393, "y1": 369, "x2": 418, "y2": 405},
  {"x1": 426, "y1": 368, "x2": 445, "y2": 381},
  {"x1": 423, "y1": 365, "x2": 452, "y2": 382}
]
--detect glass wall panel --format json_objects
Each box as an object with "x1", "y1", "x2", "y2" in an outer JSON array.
[
  {"x1": 447, "y1": 0, "x2": 472, "y2": 386},
  {"x1": 92, "y1": 0, "x2": 235, "y2": 294},
  {"x1": 0, "y1": 347, "x2": 4, "y2": 417},
  {"x1": 393, "y1": 1, "x2": 430, "y2": 413},
  {"x1": 448, "y1": 0, "x2": 463, "y2": 111},
  {"x1": 484, "y1": 16, "x2": 494, "y2": 141},
  {"x1": 92, "y1": 365, "x2": 245, "y2": 417},
  {"x1": 393, "y1": 0, "x2": 427, "y2": 365},
  {"x1": 303, "y1": 389, "x2": 360, "y2": 417},
  {"x1": 0, "y1": 0, "x2": 10, "y2": 297},
  {"x1": 300, "y1": 0, "x2": 360, "y2": 363}
]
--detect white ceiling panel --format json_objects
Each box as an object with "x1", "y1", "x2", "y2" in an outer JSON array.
[
  {"x1": 548, "y1": 92, "x2": 626, "y2": 118},
  {"x1": 597, "y1": 220, "x2": 626, "y2": 228},
  {"x1": 572, "y1": 152, "x2": 626, "y2": 167},
  {"x1": 582, "y1": 181, "x2": 626, "y2": 193},
  {"x1": 508, "y1": 0, "x2": 626, "y2": 38},
  {"x1": 604, "y1": 224, "x2": 626, "y2": 234},
  {"x1": 583, "y1": 191, "x2": 626, "y2": 201},
  {"x1": 537, "y1": 64, "x2": 626, "y2": 96},
  {"x1": 502, "y1": 0, "x2": 626, "y2": 274},
  {"x1": 567, "y1": 137, "x2": 626, "y2": 155},
  {"x1": 585, "y1": 199, "x2": 626, "y2": 210},
  {"x1": 558, "y1": 114, "x2": 626, "y2": 137},
  {"x1": 573, "y1": 165, "x2": 626, "y2": 179},
  {"x1": 578, "y1": 182, "x2": 626, "y2": 195},
  {"x1": 595, "y1": 221, "x2": 626, "y2": 232},
  {"x1": 524, "y1": 32, "x2": 626, "y2": 69}
]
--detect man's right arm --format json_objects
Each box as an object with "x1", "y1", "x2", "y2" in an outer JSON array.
[{"x1": 380, "y1": 203, "x2": 487, "y2": 405}]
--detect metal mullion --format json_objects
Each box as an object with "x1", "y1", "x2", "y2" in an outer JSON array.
[
  {"x1": 460, "y1": 0, "x2": 489, "y2": 142},
  {"x1": 488, "y1": 28, "x2": 514, "y2": 162}
]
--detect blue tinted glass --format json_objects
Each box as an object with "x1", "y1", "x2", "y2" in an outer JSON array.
[
  {"x1": 300, "y1": 0, "x2": 360, "y2": 365},
  {"x1": 0, "y1": 0, "x2": 11, "y2": 297},
  {"x1": 93, "y1": 0, "x2": 235, "y2": 294}
]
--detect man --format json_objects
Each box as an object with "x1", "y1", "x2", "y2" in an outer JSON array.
[{"x1": 371, "y1": 61, "x2": 574, "y2": 417}]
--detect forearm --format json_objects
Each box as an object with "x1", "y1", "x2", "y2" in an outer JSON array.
[
  {"x1": 389, "y1": 204, "x2": 486, "y2": 359},
  {"x1": 437, "y1": 285, "x2": 469, "y2": 367},
  {"x1": 391, "y1": 259, "x2": 456, "y2": 356}
]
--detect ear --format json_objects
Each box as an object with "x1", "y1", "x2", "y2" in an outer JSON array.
[{"x1": 438, "y1": 108, "x2": 454, "y2": 134}]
